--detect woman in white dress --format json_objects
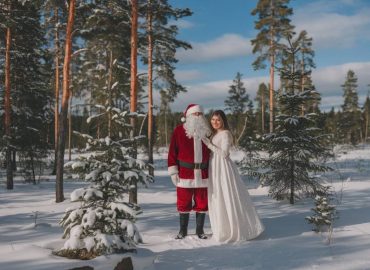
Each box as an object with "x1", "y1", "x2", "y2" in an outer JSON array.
[{"x1": 202, "y1": 110, "x2": 264, "y2": 243}]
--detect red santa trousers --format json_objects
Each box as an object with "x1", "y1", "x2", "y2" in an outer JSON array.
[{"x1": 176, "y1": 187, "x2": 208, "y2": 213}]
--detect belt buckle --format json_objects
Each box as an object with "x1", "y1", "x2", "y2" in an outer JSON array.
[{"x1": 194, "y1": 163, "x2": 201, "y2": 169}]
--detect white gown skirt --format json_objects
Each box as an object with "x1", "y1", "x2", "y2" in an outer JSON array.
[{"x1": 208, "y1": 154, "x2": 264, "y2": 243}]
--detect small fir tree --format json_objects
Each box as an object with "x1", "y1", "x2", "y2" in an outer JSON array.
[
  {"x1": 56, "y1": 105, "x2": 152, "y2": 259},
  {"x1": 306, "y1": 191, "x2": 338, "y2": 233}
]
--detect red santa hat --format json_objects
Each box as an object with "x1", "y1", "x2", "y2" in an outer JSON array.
[{"x1": 181, "y1": 104, "x2": 203, "y2": 122}]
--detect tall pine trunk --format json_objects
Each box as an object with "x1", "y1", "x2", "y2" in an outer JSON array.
[
  {"x1": 5, "y1": 19, "x2": 13, "y2": 190},
  {"x1": 56, "y1": 0, "x2": 75, "y2": 203},
  {"x1": 147, "y1": 0, "x2": 154, "y2": 176},
  {"x1": 261, "y1": 88, "x2": 265, "y2": 134},
  {"x1": 289, "y1": 156, "x2": 295, "y2": 204},
  {"x1": 53, "y1": 6, "x2": 60, "y2": 175},
  {"x1": 300, "y1": 55, "x2": 305, "y2": 116},
  {"x1": 365, "y1": 111, "x2": 369, "y2": 143},
  {"x1": 129, "y1": 0, "x2": 138, "y2": 204},
  {"x1": 107, "y1": 48, "x2": 113, "y2": 138},
  {"x1": 164, "y1": 106, "x2": 168, "y2": 147},
  {"x1": 269, "y1": 45, "x2": 275, "y2": 133},
  {"x1": 68, "y1": 90, "x2": 72, "y2": 161}
]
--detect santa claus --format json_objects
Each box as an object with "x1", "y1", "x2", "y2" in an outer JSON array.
[{"x1": 168, "y1": 104, "x2": 212, "y2": 239}]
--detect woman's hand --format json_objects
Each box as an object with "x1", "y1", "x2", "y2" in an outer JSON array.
[{"x1": 202, "y1": 137, "x2": 211, "y2": 146}]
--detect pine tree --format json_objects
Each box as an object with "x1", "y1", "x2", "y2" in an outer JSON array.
[
  {"x1": 56, "y1": 105, "x2": 152, "y2": 259},
  {"x1": 224, "y1": 72, "x2": 253, "y2": 138},
  {"x1": 142, "y1": 0, "x2": 192, "y2": 176},
  {"x1": 0, "y1": 0, "x2": 13, "y2": 189},
  {"x1": 339, "y1": 70, "x2": 361, "y2": 144},
  {"x1": 0, "y1": 0, "x2": 52, "y2": 186},
  {"x1": 157, "y1": 90, "x2": 171, "y2": 147},
  {"x1": 56, "y1": 0, "x2": 76, "y2": 203},
  {"x1": 255, "y1": 82, "x2": 269, "y2": 135},
  {"x1": 259, "y1": 34, "x2": 332, "y2": 204},
  {"x1": 251, "y1": 0, "x2": 294, "y2": 132},
  {"x1": 75, "y1": 0, "x2": 132, "y2": 130},
  {"x1": 296, "y1": 30, "x2": 319, "y2": 114},
  {"x1": 362, "y1": 93, "x2": 370, "y2": 142},
  {"x1": 323, "y1": 107, "x2": 340, "y2": 144},
  {"x1": 43, "y1": 0, "x2": 67, "y2": 175}
]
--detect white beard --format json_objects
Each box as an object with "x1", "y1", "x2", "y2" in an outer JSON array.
[{"x1": 183, "y1": 114, "x2": 212, "y2": 139}]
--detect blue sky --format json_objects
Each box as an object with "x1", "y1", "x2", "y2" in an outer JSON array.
[{"x1": 156, "y1": 0, "x2": 370, "y2": 113}]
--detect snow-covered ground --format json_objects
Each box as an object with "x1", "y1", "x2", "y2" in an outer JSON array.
[{"x1": 1, "y1": 145, "x2": 370, "y2": 270}]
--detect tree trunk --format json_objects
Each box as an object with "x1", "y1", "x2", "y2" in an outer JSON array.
[
  {"x1": 290, "y1": 158, "x2": 295, "y2": 205},
  {"x1": 30, "y1": 153, "x2": 35, "y2": 185},
  {"x1": 269, "y1": 46, "x2": 275, "y2": 133},
  {"x1": 129, "y1": 0, "x2": 138, "y2": 204},
  {"x1": 147, "y1": 0, "x2": 154, "y2": 176},
  {"x1": 5, "y1": 20, "x2": 13, "y2": 190},
  {"x1": 68, "y1": 91, "x2": 72, "y2": 161},
  {"x1": 12, "y1": 150, "x2": 16, "y2": 171},
  {"x1": 268, "y1": 7, "x2": 275, "y2": 133},
  {"x1": 107, "y1": 48, "x2": 113, "y2": 138},
  {"x1": 237, "y1": 115, "x2": 248, "y2": 145},
  {"x1": 56, "y1": 0, "x2": 76, "y2": 203},
  {"x1": 300, "y1": 55, "x2": 305, "y2": 116},
  {"x1": 164, "y1": 107, "x2": 168, "y2": 148},
  {"x1": 53, "y1": 6, "x2": 60, "y2": 175},
  {"x1": 261, "y1": 88, "x2": 265, "y2": 134},
  {"x1": 365, "y1": 111, "x2": 369, "y2": 143}
]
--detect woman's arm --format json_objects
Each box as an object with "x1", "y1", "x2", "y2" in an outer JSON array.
[{"x1": 202, "y1": 131, "x2": 232, "y2": 158}]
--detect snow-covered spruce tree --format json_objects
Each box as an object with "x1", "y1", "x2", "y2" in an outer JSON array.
[
  {"x1": 306, "y1": 190, "x2": 338, "y2": 233},
  {"x1": 55, "y1": 105, "x2": 152, "y2": 259},
  {"x1": 259, "y1": 34, "x2": 332, "y2": 204}
]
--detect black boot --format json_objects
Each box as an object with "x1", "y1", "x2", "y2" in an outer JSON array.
[
  {"x1": 175, "y1": 213, "x2": 189, "y2": 239},
  {"x1": 196, "y1": 212, "x2": 207, "y2": 239}
]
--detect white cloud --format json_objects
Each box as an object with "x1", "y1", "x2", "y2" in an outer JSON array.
[
  {"x1": 294, "y1": 3, "x2": 370, "y2": 48},
  {"x1": 312, "y1": 61, "x2": 370, "y2": 96},
  {"x1": 175, "y1": 69, "x2": 203, "y2": 82},
  {"x1": 174, "y1": 19, "x2": 195, "y2": 29},
  {"x1": 176, "y1": 34, "x2": 252, "y2": 63},
  {"x1": 154, "y1": 76, "x2": 268, "y2": 112},
  {"x1": 154, "y1": 61, "x2": 370, "y2": 112}
]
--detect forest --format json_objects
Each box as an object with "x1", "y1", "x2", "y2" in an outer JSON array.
[{"x1": 1, "y1": 0, "x2": 370, "y2": 268}]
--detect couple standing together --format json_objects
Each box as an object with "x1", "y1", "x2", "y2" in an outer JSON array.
[{"x1": 168, "y1": 104, "x2": 264, "y2": 243}]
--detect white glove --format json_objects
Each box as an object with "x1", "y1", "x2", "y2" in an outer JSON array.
[{"x1": 171, "y1": 174, "x2": 179, "y2": 186}]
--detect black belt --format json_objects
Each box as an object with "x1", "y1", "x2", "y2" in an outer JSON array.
[{"x1": 178, "y1": 160, "x2": 208, "y2": 170}]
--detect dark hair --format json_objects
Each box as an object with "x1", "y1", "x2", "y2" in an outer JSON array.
[{"x1": 210, "y1": 110, "x2": 230, "y2": 133}]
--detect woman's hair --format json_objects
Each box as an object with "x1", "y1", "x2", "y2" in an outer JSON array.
[{"x1": 210, "y1": 110, "x2": 230, "y2": 133}]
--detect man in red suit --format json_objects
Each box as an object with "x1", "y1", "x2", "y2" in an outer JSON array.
[{"x1": 168, "y1": 104, "x2": 211, "y2": 239}]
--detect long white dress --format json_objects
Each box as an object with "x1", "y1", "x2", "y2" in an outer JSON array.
[{"x1": 207, "y1": 130, "x2": 264, "y2": 243}]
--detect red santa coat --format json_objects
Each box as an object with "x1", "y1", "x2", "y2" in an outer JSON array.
[{"x1": 168, "y1": 124, "x2": 210, "y2": 188}]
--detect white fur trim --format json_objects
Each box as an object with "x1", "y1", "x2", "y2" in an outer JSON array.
[
  {"x1": 168, "y1": 165, "x2": 178, "y2": 175},
  {"x1": 177, "y1": 177, "x2": 208, "y2": 188},
  {"x1": 186, "y1": 105, "x2": 203, "y2": 116},
  {"x1": 194, "y1": 138, "x2": 202, "y2": 163}
]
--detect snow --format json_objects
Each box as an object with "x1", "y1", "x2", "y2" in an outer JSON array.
[{"x1": 1, "y1": 146, "x2": 370, "y2": 269}]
